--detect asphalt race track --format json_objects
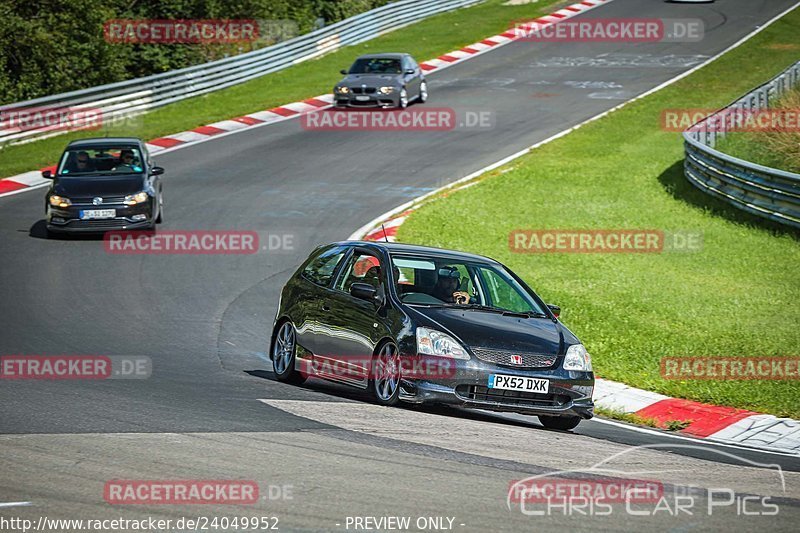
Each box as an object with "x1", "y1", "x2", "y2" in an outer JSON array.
[{"x1": 1, "y1": 0, "x2": 799, "y2": 530}]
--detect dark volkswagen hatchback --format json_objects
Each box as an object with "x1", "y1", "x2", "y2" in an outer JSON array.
[
  {"x1": 43, "y1": 137, "x2": 164, "y2": 235},
  {"x1": 271, "y1": 241, "x2": 594, "y2": 430}
]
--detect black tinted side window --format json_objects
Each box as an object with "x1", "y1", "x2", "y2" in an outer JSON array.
[{"x1": 302, "y1": 247, "x2": 346, "y2": 287}]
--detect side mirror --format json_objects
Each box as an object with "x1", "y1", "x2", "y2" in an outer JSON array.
[
  {"x1": 350, "y1": 282, "x2": 378, "y2": 302},
  {"x1": 340, "y1": 69, "x2": 348, "y2": 75},
  {"x1": 41, "y1": 170, "x2": 53, "y2": 179},
  {"x1": 405, "y1": 69, "x2": 415, "y2": 75},
  {"x1": 150, "y1": 166, "x2": 164, "y2": 176},
  {"x1": 547, "y1": 304, "x2": 560, "y2": 319}
]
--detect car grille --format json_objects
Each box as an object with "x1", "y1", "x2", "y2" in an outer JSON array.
[
  {"x1": 471, "y1": 348, "x2": 557, "y2": 369},
  {"x1": 456, "y1": 385, "x2": 570, "y2": 408},
  {"x1": 71, "y1": 196, "x2": 127, "y2": 205},
  {"x1": 65, "y1": 219, "x2": 131, "y2": 229},
  {"x1": 351, "y1": 87, "x2": 377, "y2": 94}
]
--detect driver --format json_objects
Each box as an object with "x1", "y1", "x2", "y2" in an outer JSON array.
[{"x1": 431, "y1": 266, "x2": 471, "y2": 304}]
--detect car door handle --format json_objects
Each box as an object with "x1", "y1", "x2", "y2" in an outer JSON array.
[{"x1": 321, "y1": 304, "x2": 331, "y2": 312}]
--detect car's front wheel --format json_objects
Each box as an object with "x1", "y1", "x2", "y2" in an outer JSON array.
[
  {"x1": 272, "y1": 321, "x2": 306, "y2": 385},
  {"x1": 398, "y1": 88, "x2": 409, "y2": 109},
  {"x1": 419, "y1": 81, "x2": 428, "y2": 103},
  {"x1": 538, "y1": 415, "x2": 581, "y2": 431},
  {"x1": 155, "y1": 190, "x2": 163, "y2": 224},
  {"x1": 370, "y1": 342, "x2": 401, "y2": 406}
]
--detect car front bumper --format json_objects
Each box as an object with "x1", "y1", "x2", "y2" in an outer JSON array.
[
  {"x1": 47, "y1": 202, "x2": 155, "y2": 233},
  {"x1": 334, "y1": 92, "x2": 399, "y2": 108},
  {"x1": 398, "y1": 357, "x2": 594, "y2": 419}
]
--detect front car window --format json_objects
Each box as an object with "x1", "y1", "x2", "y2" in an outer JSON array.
[
  {"x1": 301, "y1": 246, "x2": 346, "y2": 287},
  {"x1": 58, "y1": 145, "x2": 144, "y2": 176},
  {"x1": 348, "y1": 57, "x2": 402, "y2": 74},
  {"x1": 390, "y1": 254, "x2": 545, "y2": 314}
]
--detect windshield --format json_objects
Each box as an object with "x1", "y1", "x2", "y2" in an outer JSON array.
[
  {"x1": 390, "y1": 254, "x2": 546, "y2": 315},
  {"x1": 57, "y1": 145, "x2": 144, "y2": 176},
  {"x1": 348, "y1": 57, "x2": 402, "y2": 74}
]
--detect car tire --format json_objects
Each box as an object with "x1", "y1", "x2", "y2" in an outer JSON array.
[
  {"x1": 419, "y1": 81, "x2": 428, "y2": 103},
  {"x1": 538, "y1": 415, "x2": 582, "y2": 431},
  {"x1": 398, "y1": 88, "x2": 409, "y2": 109},
  {"x1": 155, "y1": 192, "x2": 163, "y2": 224},
  {"x1": 369, "y1": 341, "x2": 401, "y2": 406},
  {"x1": 272, "y1": 320, "x2": 306, "y2": 385}
]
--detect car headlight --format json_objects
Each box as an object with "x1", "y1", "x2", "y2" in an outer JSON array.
[
  {"x1": 49, "y1": 195, "x2": 71, "y2": 208},
  {"x1": 416, "y1": 327, "x2": 469, "y2": 360},
  {"x1": 563, "y1": 344, "x2": 592, "y2": 372},
  {"x1": 378, "y1": 86, "x2": 395, "y2": 94},
  {"x1": 123, "y1": 191, "x2": 149, "y2": 206},
  {"x1": 336, "y1": 86, "x2": 350, "y2": 94}
]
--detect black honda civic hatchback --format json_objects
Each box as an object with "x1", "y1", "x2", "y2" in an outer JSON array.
[
  {"x1": 270, "y1": 241, "x2": 594, "y2": 430},
  {"x1": 43, "y1": 137, "x2": 164, "y2": 235}
]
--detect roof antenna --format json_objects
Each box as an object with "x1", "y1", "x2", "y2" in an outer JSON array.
[{"x1": 381, "y1": 224, "x2": 389, "y2": 243}]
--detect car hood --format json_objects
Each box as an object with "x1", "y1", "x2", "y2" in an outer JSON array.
[
  {"x1": 53, "y1": 175, "x2": 145, "y2": 197},
  {"x1": 339, "y1": 74, "x2": 402, "y2": 87},
  {"x1": 408, "y1": 306, "x2": 568, "y2": 355}
]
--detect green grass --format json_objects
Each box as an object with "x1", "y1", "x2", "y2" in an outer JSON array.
[
  {"x1": 594, "y1": 407, "x2": 690, "y2": 431},
  {"x1": 398, "y1": 10, "x2": 800, "y2": 417},
  {"x1": 716, "y1": 85, "x2": 800, "y2": 173},
  {"x1": 0, "y1": 0, "x2": 564, "y2": 177}
]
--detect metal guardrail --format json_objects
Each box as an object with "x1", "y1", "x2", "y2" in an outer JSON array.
[
  {"x1": 0, "y1": 0, "x2": 481, "y2": 147},
  {"x1": 683, "y1": 61, "x2": 800, "y2": 228}
]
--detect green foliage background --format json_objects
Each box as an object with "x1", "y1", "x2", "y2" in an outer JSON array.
[{"x1": 0, "y1": 0, "x2": 389, "y2": 104}]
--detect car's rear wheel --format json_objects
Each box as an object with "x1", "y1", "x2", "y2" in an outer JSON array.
[
  {"x1": 538, "y1": 415, "x2": 581, "y2": 431},
  {"x1": 419, "y1": 81, "x2": 428, "y2": 103},
  {"x1": 370, "y1": 342, "x2": 401, "y2": 406},
  {"x1": 272, "y1": 321, "x2": 306, "y2": 385},
  {"x1": 398, "y1": 88, "x2": 409, "y2": 109}
]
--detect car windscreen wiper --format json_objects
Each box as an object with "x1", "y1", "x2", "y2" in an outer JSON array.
[
  {"x1": 509, "y1": 310, "x2": 549, "y2": 318},
  {"x1": 442, "y1": 303, "x2": 547, "y2": 318}
]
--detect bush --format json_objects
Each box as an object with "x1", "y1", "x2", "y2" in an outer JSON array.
[{"x1": 0, "y1": 0, "x2": 389, "y2": 104}]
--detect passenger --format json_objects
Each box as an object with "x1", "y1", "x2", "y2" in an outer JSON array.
[
  {"x1": 363, "y1": 265, "x2": 401, "y2": 288},
  {"x1": 363, "y1": 266, "x2": 382, "y2": 289},
  {"x1": 72, "y1": 151, "x2": 95, "y2": 173}
]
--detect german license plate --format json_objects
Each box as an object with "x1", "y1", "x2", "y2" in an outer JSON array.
[
  {"x1": 488, "y1": 374, "x2": 549, "y2": 393},
  {"x1": 80, "y1": 209, "x2": 116, "y2": 220},
  {"x1": 355, "y1": 95, "x2": 370, "y2": 101}
]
